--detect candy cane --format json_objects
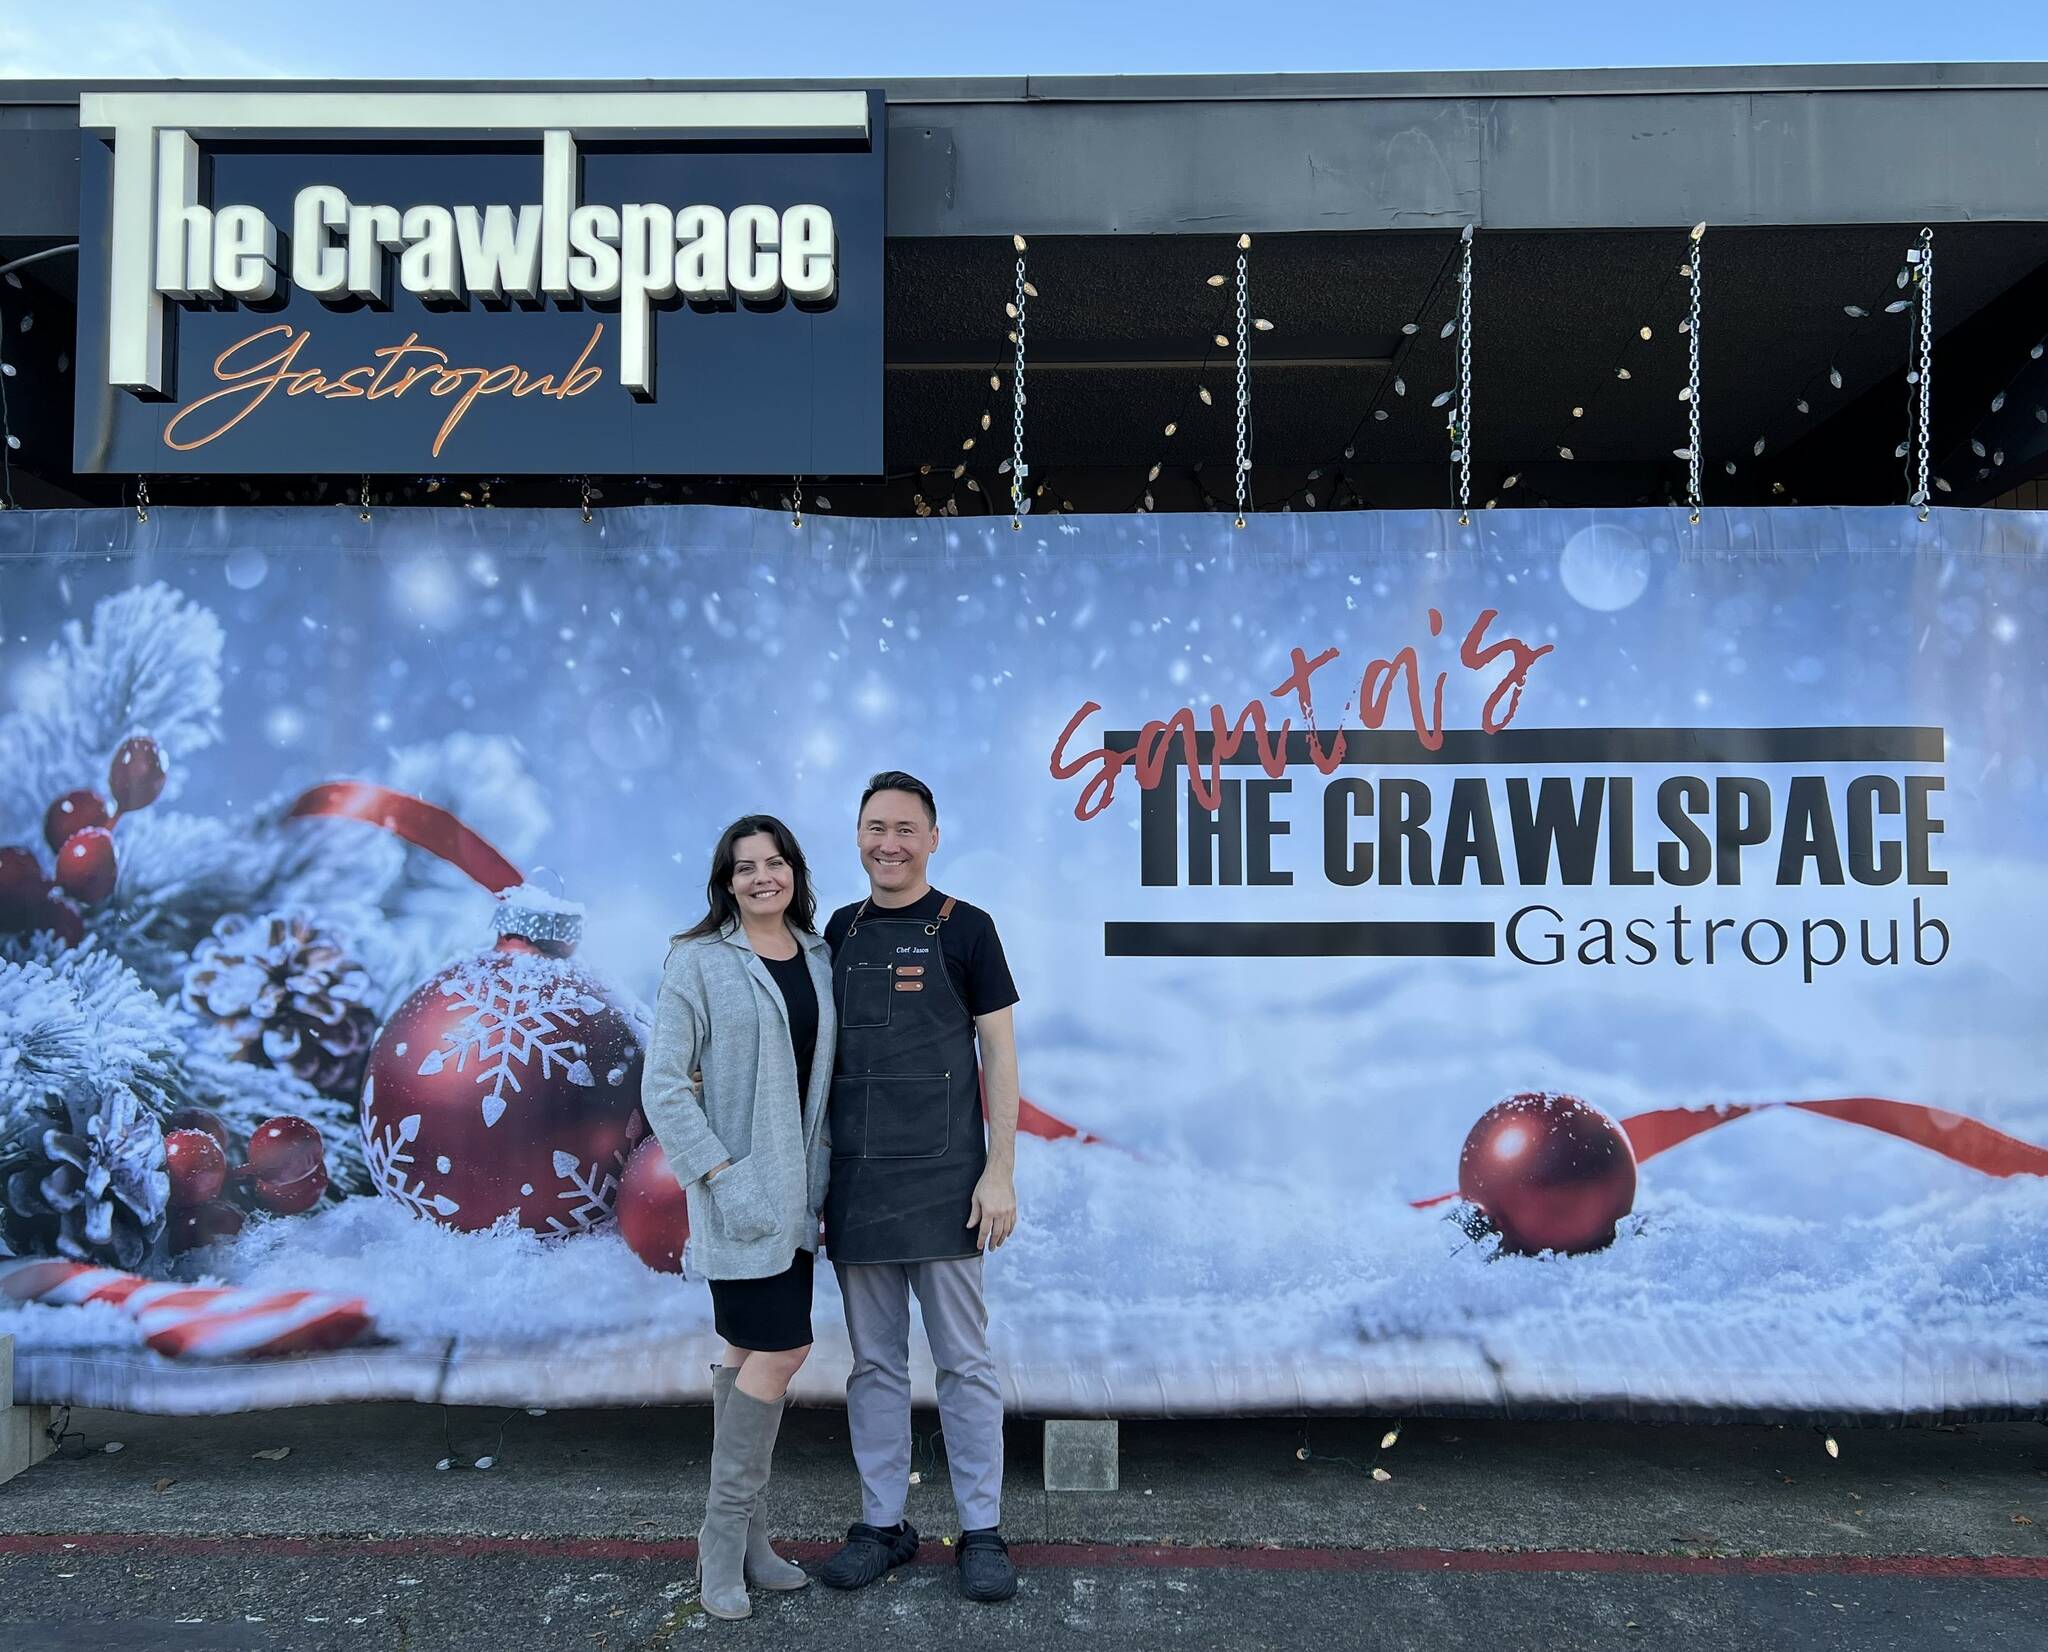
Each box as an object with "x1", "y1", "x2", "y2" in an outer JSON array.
[{"x1": 0, "y1": 1260, "x2": 373, "y2": 1359}]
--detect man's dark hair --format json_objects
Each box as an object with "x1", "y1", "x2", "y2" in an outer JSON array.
[{"x1": 860, "y1": 770, "x2": 937, "y2": 826}]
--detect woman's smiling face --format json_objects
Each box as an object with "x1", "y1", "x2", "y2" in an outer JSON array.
[{"x1": 728, "y1": 831, "x2": 794, "y2": 922}]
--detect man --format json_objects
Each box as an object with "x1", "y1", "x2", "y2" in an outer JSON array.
[{"x1": 816, "y1": 770, "x2": 1022, "y2": 1604}]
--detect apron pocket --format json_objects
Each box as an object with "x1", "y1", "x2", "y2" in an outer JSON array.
[
  {"x1": 858, "y1": 1072, "x2": 952, "y2": 1160},
  {"x1": 840, "y1": 962, "x2": 894, "y2": 1028}
]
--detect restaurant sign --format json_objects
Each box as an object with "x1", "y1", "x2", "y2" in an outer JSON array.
[{"x1": 72, "y1": 91, "x2": 884, "y2": 475}]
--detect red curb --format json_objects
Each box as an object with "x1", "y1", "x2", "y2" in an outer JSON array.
[{"x1": 2, "y1": 1533, "x2": 2043, "y2": 1580}]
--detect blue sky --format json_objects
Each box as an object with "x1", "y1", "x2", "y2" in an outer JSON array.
[{"x1": 0, "y1": 0, "x2": 2040, "y2": 79}]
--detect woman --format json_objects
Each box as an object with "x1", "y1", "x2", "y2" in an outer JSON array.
[{"x1": 641, "y1": 814, "x2": 836, "y2": 1621}]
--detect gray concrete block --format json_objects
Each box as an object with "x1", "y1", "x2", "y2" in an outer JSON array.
[
  {"x1": 1042, "y1": 1417, "x2": 1118, "y2": 1491},
  {"x1": 1, "y1": 1335, "x2": 57, "y2": 1486}
]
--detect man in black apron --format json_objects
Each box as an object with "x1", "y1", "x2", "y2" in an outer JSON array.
[{"x1": 817, "y1": 771, "x2": 1021, "y2": 1604}]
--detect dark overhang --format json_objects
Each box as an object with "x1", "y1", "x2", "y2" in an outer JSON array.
[{"x1": 3, "y1": 65, "x2": 2045, "y2": 513}]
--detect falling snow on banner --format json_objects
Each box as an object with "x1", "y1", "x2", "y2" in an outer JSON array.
[{"x1": 2, "y1": 504, "x2": 2045, "y2": 1420}]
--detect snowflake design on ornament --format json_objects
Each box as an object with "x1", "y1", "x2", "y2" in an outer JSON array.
[
  {"x1": 538, "y1": 1111, "x2": 642, "y2": 1240},
  {"x1": 417, "y1": 960, "x2": 601, "y2": 1128},
  {"x1": 543, "y1": 1150, "x2": 625, "y2": 1240},
  {"x1": 361, "y1": 1080, "x2": 461, "y2": 1221}
]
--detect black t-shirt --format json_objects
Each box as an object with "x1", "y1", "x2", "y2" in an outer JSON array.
[
  {"x1": 824, "y1": 888, "x2": 1019, "y2": 1019},
  {"x1": 762, "y1": 949, "x2": 819, "y2": 1105}
]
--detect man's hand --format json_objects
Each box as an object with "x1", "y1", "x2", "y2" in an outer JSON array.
[{"x1": 967, "y1": 1167, "x2": 1018, "y2": 1251}]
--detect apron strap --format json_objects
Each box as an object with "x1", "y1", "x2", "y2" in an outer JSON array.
[{"x1": 849, "y1": 894, "x2": 954, "y2": 936}]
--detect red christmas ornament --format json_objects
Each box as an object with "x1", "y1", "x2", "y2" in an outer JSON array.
[
  {"x1": 246, "y1": 1116, "x2": 325, "y2": 1184},
  {"x1": 617, "y1": 1137, "x2": 690, "y2": 1273},
  {"x1": 359, "y1": 889, "x2": 647, "y2": 1237},
  {"x1": 55, "y1": 826, "x2": 117, "y2": 904},
  {"x1": 44, "y1": 789, "x2": 111, "y2": 851},
  {"x1": 108, "y1": 735, "x2": 167, "y2": 812},
  {"x1": 164, "y1": 1129, "x2": 229, "y2": 1208},
  {"x1": 168, "y1": 1201, "x2": 247, "y2": 1255},
  {"x1": 1457, "y1": 1092, "x2": 1638, "y2": 1257},
  {"x1": 166, "y1": 1106, "x2": 232, "y2": 1154},
  {"x1": 253, "y1": 1162, "x2": 330, "y2": 1215}
]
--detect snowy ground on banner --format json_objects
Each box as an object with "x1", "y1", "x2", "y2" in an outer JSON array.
[{"x1": 7, "y1": 1123, "x2": 2046, "y2": 1418}]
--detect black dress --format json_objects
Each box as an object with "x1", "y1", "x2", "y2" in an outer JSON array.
[{"x1": 706, "y1": 947, "x2": 819, "y2": 1353}]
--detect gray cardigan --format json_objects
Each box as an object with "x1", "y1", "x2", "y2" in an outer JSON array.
[{"x1": 639, "y1": 922, "x2": 836, "y2": 1281}]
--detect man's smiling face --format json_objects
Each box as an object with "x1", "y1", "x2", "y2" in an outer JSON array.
[{"x1": 858, "y1": 788, "x2": 939, "y2": 898}]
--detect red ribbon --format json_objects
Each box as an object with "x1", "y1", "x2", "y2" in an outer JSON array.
[
  {"x1": 1018, "y1": 1097, "x2": 1107, "y2": 1146},
  {"x1": 1411, "y1": 1096, "x2": 2048, "y2": 1209},
  {"x1": 287, "y1": 783, "x2": 523, "y2": 893}
]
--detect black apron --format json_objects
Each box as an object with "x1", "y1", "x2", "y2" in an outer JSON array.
[{"x1": 824, "y1": 896, "x2": 985, "y2": 1265}]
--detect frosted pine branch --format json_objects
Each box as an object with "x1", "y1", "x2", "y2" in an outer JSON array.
[{"x1": 0, "y1": 583, "x2": 223, "y2": 829}]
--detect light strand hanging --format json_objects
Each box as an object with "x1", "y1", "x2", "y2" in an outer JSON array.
[
  {"x1": 1452, "y1": 223, "x2": 1474, "y2": 524},
  {"x1": 1233, "y1": 234, "x2": 1251, "y2": 528},
  {"x1": 1910, "y1": 227, "x2": 1936, "y2": 519},
  {"x1": 1010, "y1": 235, "x2": 1029, "y2": 528},
  {"x1": 1684, "y1": 222, "x2": 1705, "y2": 522}
]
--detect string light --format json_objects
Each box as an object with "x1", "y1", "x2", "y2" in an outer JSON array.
[
  {"x1": 1128, "y1": 240, "x2": 1242, "y2": 515},
  {"x1": 1739, "y1": 249, "x2": 1922, "y2": 497},
  {"x1": 1292, "y1": 226, "x2": 1472, "y2": 516}
]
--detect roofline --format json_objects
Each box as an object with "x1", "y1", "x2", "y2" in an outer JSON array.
[{"x1": 5, "y1": 62, "x2": 2048, "y2": 107}]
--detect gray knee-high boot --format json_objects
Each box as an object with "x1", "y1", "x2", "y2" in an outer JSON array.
[
  {"x1": 697, "y1": 1384, "x2": 786, "y2": 1619},
  {"x1": 711, "y1": 1366, "x2": 808, "y2": 1590}
]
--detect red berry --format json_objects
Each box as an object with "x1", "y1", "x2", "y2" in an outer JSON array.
[
  {"x1": 55, "y1": 826, "x2": 117, "y2": 905},
  {"x1": 245, "y1": 1116, "x2": 325, "y2": 1184},
  {"x1": 166, "y1": 1107, "x2": 232, "y2": 1154},
  {"x1": 165, "y1": 1129, "x2": 229, "y2": 1208},
  {"x1": 169, "y1": 1201, "x2": 246, "y2": 1254},
  {"x1": 43, "y1": 790, "x2": 112, "y2": 851},
  {"x1": 253, "y1": 1162, "x2": 329, "y2": 1215},
  {"x1": 0, "y1": 846, "x2": 43, "y2": 928},
  {"x1": 108, "y1": 736, "x2": 167, "y2": 812},
  {"x1": 37, "y1": 892, "x2": 86, "y2": 947}
]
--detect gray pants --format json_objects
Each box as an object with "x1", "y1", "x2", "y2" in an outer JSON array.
[{"x1": 834, "y1": 1256, "x2": 1004, "y2": 1532}]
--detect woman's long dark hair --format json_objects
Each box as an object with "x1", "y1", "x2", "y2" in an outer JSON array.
[{"x1": 677, "y1": 814, "x2": 818, "y2": 941}]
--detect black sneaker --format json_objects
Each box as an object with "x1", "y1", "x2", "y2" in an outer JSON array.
[
  {"x1": 955, "y1": 1528, "x2": 1018, "y2": 1602},
  {"x1": 817, "y1": 1521, "x2": 919, "y2": 1590}
]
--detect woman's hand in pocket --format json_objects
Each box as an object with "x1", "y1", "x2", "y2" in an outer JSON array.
[{"x1": 706, "y1": 1157, "x2": 779, "y2": 1242}]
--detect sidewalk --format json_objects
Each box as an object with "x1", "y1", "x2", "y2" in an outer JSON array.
[{"x1": 2, "y1": 1405, "x2": 2044, "y2": 1649}]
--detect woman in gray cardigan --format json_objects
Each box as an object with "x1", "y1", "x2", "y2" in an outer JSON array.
[{"x1": 641, "y1": 814, "x2": 836, "y2": 1621}]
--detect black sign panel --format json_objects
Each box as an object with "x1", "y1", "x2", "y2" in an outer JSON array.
[{"x1": 73, "y1": 96, "x2": 884, "y2": 475}]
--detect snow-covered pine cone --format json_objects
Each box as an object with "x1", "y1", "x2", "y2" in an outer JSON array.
[
  {"x1": 1, "y1": 1090, "x2": 170, "y2": 1270},
  {"x1": 180, "y1": 912, "x2": 380, "y2": 1100}
]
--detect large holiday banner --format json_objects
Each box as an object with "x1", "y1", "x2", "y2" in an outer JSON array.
[{"x1": 2, "y1": 505, "x2": 2045, "y2": 1420}]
